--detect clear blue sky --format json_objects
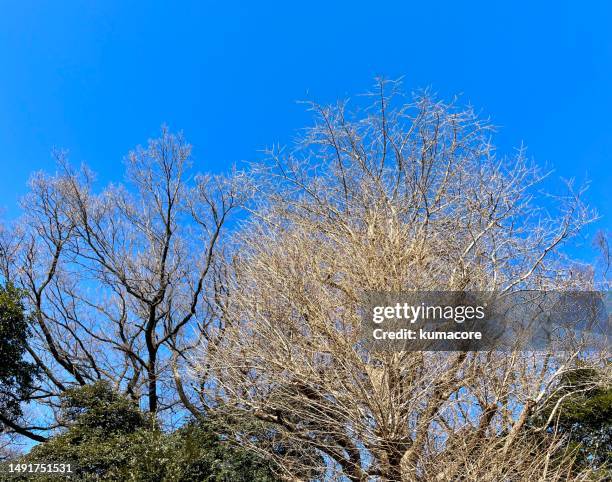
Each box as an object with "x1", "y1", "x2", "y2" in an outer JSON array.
[{"x1": 0, "y1": 1, "x2": 610, "y2": 254}]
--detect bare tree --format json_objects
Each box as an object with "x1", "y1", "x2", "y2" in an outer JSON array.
[
  {"x1": 198, "y1": 80, "x2": 607, "y2": 481},
  {"x1": 0, "y1": 128, "x2": 247, "y2": 440}
]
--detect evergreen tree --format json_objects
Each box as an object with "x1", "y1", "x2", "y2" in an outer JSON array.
[
  {"x1": 536, "y1": 366, "x2": 611, "y2": 476},
  {"x1": 24, "y1": 382, "x2": 281, "y2": 481},
  {"x1": 0, "y1": 283, "x2": 38, "y2": 433}
]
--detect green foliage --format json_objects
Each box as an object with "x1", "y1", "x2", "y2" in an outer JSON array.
[
  {"x1": 0, "y1": 283, "x2": 38, "y2": 423},
  {"x1": 24, "y1": 381, "x2": 156, "y2": 480},
  {"x1": 537, "y1": 367, "x2": 611, "y2": 475},
  {"x1": 555, "y1": 368, "x2": 611, "y2": 470},
  {"x1": 21, "y1": 382, "x2": 281, "y2": 481},
  {"x1": 60, "y1": 382, "x2": 153, "y2": 435},
  {"x1": 161, "y1": 420, "x2": 280, "y2": 482}
]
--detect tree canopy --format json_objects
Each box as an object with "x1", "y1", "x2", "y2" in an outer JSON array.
[
  {"x1": 534, "y1": 365, "x2": 612, "y2": 476},
  {"x1": 0, "y1": 283, "x2": 39, "y2": 439},
  {"x1": 0, "y1": 80, "x2": 609, "y2": 481},
  {"x1": 23, "y1": 382, "x2": 280, "y2": 481}
]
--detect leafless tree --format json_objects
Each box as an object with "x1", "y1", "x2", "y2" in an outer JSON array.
[
  {"x1": 197, "y1": 80, "x2": 608, "y2": 481},
  {"x1": 0, "y1": 128, "x2": 247, "y2": 440}
]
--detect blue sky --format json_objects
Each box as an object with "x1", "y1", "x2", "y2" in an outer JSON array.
[{"x1": 0, "y1": 1, "x2": 610, "y2": 257}]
